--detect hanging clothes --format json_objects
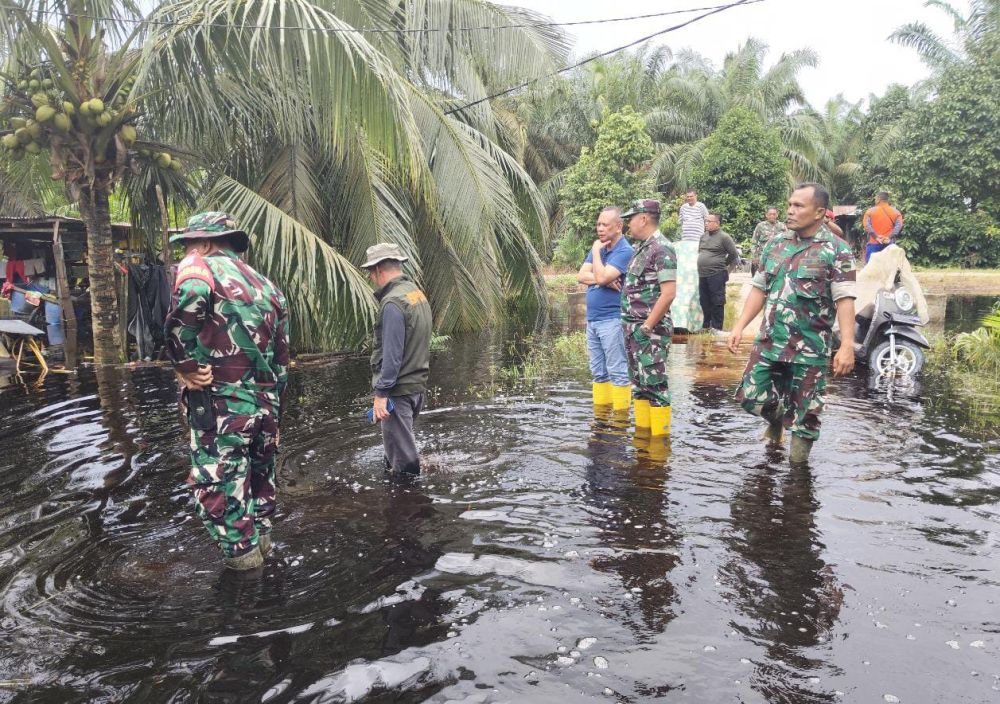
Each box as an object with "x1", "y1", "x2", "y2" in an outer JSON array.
[{"x1": 126, "y1": 263, "x2": 172, "y2": 359}]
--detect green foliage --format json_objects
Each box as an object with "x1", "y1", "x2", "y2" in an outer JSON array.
[
  {"x1": 928, "y1": 299, "x2": 1000, "y2": 432},
  {"x1": 887, "y1": 40, "x2": 1000, "y2": 267},
  {"x1": 489, "y1": 331, "x2": 590, "y2": 387},
  {"x1": 690, "y1": 107, "x2": 788, "y2": 242},
  {"x1": 0, "y1": 0, "x2": 571, "y2": 352},
  {"x1": 554, "y1": 106, "x2": 654, "y2": 265},
  {"x1": 851, "y1": 85, "x2": 914, "y2": 204},
  {"x1": 953, "y1": 300, "x2": 1000, "y2": 376},
  {"x1": 430, "y1": 334, "x2": 451, "y2": 352}
]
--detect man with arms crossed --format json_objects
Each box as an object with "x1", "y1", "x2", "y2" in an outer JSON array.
[
  {"x1": 728, "y1": 184, "x2": 857, "y2": 465},
  {"x1": 578, "y1": 206, "x2": 634, "y2": 411}
]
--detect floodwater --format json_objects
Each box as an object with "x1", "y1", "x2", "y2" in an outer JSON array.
[{"x1": 1, "y1": 330, "x2": 998, "y2": 703}]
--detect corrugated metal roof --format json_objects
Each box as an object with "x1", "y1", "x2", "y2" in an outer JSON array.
[{"x1": 832, "y1": 205, "x2": 858, "y2": 216}]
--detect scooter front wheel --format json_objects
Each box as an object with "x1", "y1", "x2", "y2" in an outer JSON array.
[{"x1": 870, "y1": 339, "x2": 924, "y2": 376}]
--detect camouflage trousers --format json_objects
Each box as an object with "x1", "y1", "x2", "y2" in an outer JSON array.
[
  {"x1": 734, "y1": 348, "x2": 828, "y2": 440},
  {"x1": 623, "y1": 321, "x2": 671, "y2": 407},
  {"x1": 188, "y1": 409, "x2": 278, "y2": 558}
]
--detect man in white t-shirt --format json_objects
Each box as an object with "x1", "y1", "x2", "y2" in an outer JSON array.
[{"x1": 678, "y1": 189, "x2": 709, "y2": 242}]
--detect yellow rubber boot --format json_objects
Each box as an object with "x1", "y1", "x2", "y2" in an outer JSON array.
[
  {"x1": 592, "y1": 381, "x2": 613, "y2": 406},
  {"x1": 611, "y1": 385, "x2": 631, "y2": 413},
  {"x1": 650, "y1": 405, "x2": 672, "y2": 437},
  {"x1": 634, "y1": 399, "x2": 651, "y2": 429}
]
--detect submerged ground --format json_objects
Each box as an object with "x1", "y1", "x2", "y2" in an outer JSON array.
[{"x1": 0, "y1": 322, "x2": 998, "y2": 703}]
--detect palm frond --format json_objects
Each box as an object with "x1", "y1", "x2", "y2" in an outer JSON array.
[
  {"x1": 206, "y1": 174, "x2": 377, "y2": 350},
  {"x1": 890, "y1": 21, "x2": 961, "y2": 68}
]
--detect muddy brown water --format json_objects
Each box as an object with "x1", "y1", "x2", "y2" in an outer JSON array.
[{"x1": 0, "y1": 332, "x2": 998, "y2": 703}]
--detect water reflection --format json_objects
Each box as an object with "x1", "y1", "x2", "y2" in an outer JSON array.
[
  {"x1": 724, "y1": 463, "x2": 843, "y2": 702},
  {"x1": 0, "y1": 331, "x2": 998, "y2": 702},
  {"x1": 585, "y1": 412, "x2": 679, "y2": 638}
]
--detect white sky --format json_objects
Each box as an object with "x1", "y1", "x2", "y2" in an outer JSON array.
[{"x1": 511, "y1": 0, "x2": 965, "y2": 108}]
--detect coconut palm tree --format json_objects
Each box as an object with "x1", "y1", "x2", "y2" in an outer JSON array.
[
  {"x1": 648, "y1": 38, "x2": 828, "y2": 191},
  {"x1": 0, "y1": 0, "x2": 567, "y2": 360},
  {"x1": 813, "y1": 95, "x2": 864, "y2": 203},
  {"x1": 515, "y1": 38, "x2": 829, "y2": 205},
  {"x1": 890, "y1": 0, "x2": 1000, "y2": 71}
]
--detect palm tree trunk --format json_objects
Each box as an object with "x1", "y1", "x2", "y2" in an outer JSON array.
[{"x1": 79, "y1": 185, "x2": 123, "y2": 364}]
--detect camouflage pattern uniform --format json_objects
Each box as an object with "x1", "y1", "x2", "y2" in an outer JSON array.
[
  {"x1": 165, "y1": 215, "x2": 290, "y2": 559},
  {"x1": 734, "y1": 225, "x2": 856, "y2": 440},
  {"x1": 621, "y1": 232, "x2": 677, "y2": 407},
  {"x1": 750, "y1": 220, "x2": 787, "y2": 270}
]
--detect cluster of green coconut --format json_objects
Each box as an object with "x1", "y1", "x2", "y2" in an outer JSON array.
[{"x1": 2, "y1": 66, "x2": 182, "y2": 174}]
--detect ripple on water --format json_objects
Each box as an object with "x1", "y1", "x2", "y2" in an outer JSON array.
[{"x1": 0, "y1": 342, "x2": 997, "y2": 702}]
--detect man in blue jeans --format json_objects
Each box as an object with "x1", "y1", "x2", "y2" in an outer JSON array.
[{"x1": 577, "y1": 206, "x2": 634, "y2": 411}]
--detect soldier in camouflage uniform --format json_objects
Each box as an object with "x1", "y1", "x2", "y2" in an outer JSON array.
[
  {"x1": 750, "y1": 206, "x2": 787, "y2": 275},
  {"x1": 620, "y1": 199, "x2": 677, "y2": 437},
  {"x1": 729, "y1": 184, "x2": 856, "y2": 465},
  {"x1": 165, "y1": 212, "x2": 290, "y2": 571}
]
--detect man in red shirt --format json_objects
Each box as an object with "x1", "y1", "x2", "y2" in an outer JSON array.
[{"x1": 863, "y1": 192, "x2": 903, "y2": 262}]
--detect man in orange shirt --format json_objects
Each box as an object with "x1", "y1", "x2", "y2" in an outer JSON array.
[{"x1": 863, "y1": 192, "x2": 903, "y2": 262}]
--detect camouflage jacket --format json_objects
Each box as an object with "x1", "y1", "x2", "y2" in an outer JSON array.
[
  {"x1": 165, "y1": 250, "x2": 290, "y2": 417},
  {"x1": 750, "y1": 220, "x2": 787, "y2": 266},
  {"x1": 621, "y1": 232, "x2": 677, "y2": 333},
  {"x1": 751, "y1": 225, "x2": 857, "y2": 365}
]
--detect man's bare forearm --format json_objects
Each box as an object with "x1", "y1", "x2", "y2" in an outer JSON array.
[{"x1": 836, "y1": 298, "x2": 856, "y2": 346}]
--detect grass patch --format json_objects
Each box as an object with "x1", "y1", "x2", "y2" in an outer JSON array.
[
  {"x1": 926, "y1": 302, "x2": 1000, "y2": 431},
  {"x1": 475, "y1": 332, "x2": 590, "y2": 395},
  {"x1": 545, "y1": 274, "x2": 581, "y2": 294}
]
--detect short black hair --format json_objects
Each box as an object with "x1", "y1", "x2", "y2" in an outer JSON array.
[
  {"x1": 375, "y1": 259, "x2": 403, "y2": 273},
  {"x1": 685, "y1": 189, "x2": 697, "y2": 195},
  {"x1": 794, "y1": 182, "x2": 831, "y2": 210},
  {"x1": 707, "y1": 212, "x2": 722, "y2": 223},
  {"x1": 766, "y1": 205, "x2": 778, "y2": 213},
  {"x1": 876, "y1": 191, "x2": 890, "y2": 202}
]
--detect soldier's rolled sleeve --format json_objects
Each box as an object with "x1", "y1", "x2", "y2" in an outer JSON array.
[
  {"x1": 751, "y1": 271, "x2": 767, "y2": 291},
  {"x1": 164, "y1": 279, "x2": 212, "y2": 373},
  {"x1": 655, "y1": 246, "x2": 677, "y2": 283},
  {"x1": 830, "y1": 245, "x2": 858, "y2": 301}
]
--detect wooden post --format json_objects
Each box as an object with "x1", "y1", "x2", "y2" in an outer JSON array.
[
  {"x1": 156, "y1": 184, "x2": 174, "y2": 285},
  {"x1": 51, "y1": 220, "x2": 78, "y2": 368}
]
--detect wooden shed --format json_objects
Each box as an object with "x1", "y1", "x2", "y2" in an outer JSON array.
[{"x1": 0, "y1": 216, "x2": 137, "y2": 367}]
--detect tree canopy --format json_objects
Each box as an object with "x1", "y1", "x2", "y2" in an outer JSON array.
[{"x1": 690, "y1": 106, "x2": 788, "y2": 242}]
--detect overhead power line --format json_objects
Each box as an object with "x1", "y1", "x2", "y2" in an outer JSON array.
[
  {"x1": 0, "y1": 0, "x2": 762, "y2": 34},
  {"x1": 444, "y1": 0, "x2": 761, "y2": 116}
]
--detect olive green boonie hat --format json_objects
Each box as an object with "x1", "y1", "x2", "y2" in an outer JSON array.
[
  {"x1": 621, "y1": 199, "x2": 661, "y2": 218},
  {"x1": 361, "y1": 243, "x2": 408, "y2": 269},
  {"x1": 169, "y1": 211, "x2": 250, "y2": 253}
]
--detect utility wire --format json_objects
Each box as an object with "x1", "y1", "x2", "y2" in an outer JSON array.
[
  {"x1": 0, "y1": 0, "x2": 762, "y2": 34},
  {"x1": 444, "y1": 0, "x2": 760, "y2": 116}
]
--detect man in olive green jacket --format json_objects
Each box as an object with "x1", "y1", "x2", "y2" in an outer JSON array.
[{"x1": 363, "y1": 243, "x2": 433, "y2": 475}]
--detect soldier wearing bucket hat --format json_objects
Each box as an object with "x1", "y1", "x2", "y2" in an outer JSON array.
[
  {"x1": 164, "y1": 211, "x2": 290, "y2": 571},
  {"x1": 362, "y1": 243, "x2": 432, "y2": 475},
  {"x1": 168, "y1": 211, "x2": 250, "y2": 253}
]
